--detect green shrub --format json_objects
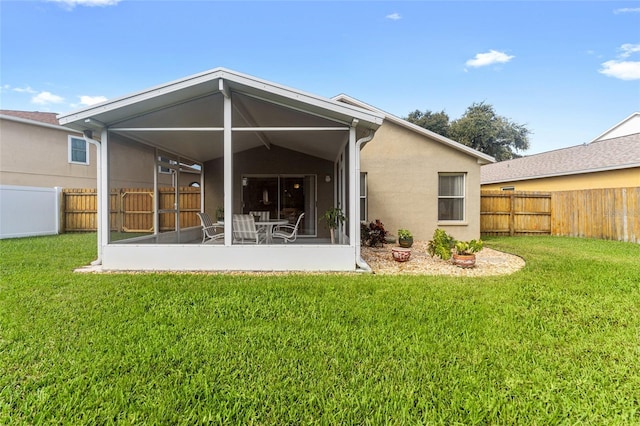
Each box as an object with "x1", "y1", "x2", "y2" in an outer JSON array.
[{"x1": 427, "y1": 228, "x2": 456, "y2": 260}]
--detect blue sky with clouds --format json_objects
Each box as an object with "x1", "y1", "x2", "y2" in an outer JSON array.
[{"x1": 1, "y1": 0, "x2": 639, "y2": 154}]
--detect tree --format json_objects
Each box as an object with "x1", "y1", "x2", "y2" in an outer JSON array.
[
  {"x1": 449, "y1": 102, "x2": 530, "y2": 161},
  {"x1": 404, "y1": 102, "x2": 531, "y2": 161},
  {"x1": 405, "y1": 109, "x2": 450, "y2": 138}
]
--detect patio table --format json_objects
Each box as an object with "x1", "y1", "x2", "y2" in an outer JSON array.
[{"x1": 255, "y1": 219, "x2": 289, "y2": 244}]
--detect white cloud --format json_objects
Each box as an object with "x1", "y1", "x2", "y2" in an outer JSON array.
[
  {"x1": 599, "y1": 60, "x2": 640, "y2": 80},
  {"x1": 599, "y1": 43, "x2": 640, "y2": 80},
  {"x1": 619, "y1": 43, "x2": 640, "y2": 58},
  {"x1": 13, "y1": 85, "x2": 37, "y2": 94},
  {"x1": 385, "y1": 13, "x2": 401, "y2": 21},
  {"x1": 613, "y1": 7, "x2": 640, "y2": 14},
  {"x1": 79, "y1": 95, "x2": 108, "y2": 106},
  {"x1": 47, "y1": 0, "x2": 121, "y2": 9},
  {"x1": 465, "y1": 50, "x2": 514, "y2": 68},
  {"x1": 32, "y1": 91, "x2": 65, "y2": 105}
]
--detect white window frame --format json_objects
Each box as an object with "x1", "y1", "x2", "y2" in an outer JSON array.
[
  {"x1": 360, "y1": 172, "x2": 367, "y2": 222},
  {"x1": 438, "y1": 172, "x2": 466, "y2": 223},
  {"x1": 68, "y1": 136, "x2": 89, "y2": 165}
]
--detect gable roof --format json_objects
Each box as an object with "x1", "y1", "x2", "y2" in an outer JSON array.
[
  {"x1": 1, "y1": 110, "x2": 60, "y2": 125},
  {"x1": 58, "y1": 67, "x2": 384, "y2": 134},
  {"x1": 332, "y1": 94, "x2": 495, "y2": 164},
  {"x1": 591, "y1": 112, "x2": 640, "y2": 142},
  {"x1": 481, "y1": 132, "x2": 640, "y2": 184}
]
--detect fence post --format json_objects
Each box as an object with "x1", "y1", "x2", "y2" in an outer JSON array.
[
  {"x1": 59, "y1": 188, "x2": 66, "y2": 234},
  {"x1": 509, "y1": 193, "x2": 515, "y2": 236}
]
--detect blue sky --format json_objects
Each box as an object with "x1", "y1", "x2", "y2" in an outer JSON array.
[{"x1": 1, "y1": 0, "x2": 639, "y2": 155}]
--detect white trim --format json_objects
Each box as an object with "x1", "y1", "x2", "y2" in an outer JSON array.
[
  {"x1": 481, "y1": 162, "x2": 640, "y2": 185},
  {"x1": 590, "y1": 112, "x2": 640, "y2": 142},
  {"x1": 0, "y1": 114, "x2": 80, "y2": 133},
  {"x1": 438, "y1": 172, "x2": 466, "y2": 222},
  {"x1": 58, "y1": 68, "x2": 384, "y2": 132},
  {"x1": 68, "y1": 135, "x2": 89, "y2": 165},
  {"x1": 333, "y1": 94, "x2": 496, "y2": 164}
]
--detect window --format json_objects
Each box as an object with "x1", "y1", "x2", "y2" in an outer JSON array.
[
  {"x1": 438, "y1": 173, "x2": 465, "y2": 221},
  {"x1": 360, "y1": 172, "x2": 367, "y2": 222},
  {"x1": 68, "y1": 136, "x2": 88, "y2": 165}
]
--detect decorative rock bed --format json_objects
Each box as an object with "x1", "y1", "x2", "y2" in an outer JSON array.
[{"x1": 361, "y1": 241, "x2": 525, "y2": 276}]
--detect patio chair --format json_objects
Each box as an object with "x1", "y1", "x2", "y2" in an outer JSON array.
[
  {"x1": 272, "y1": 212, "x2": 305, "y2": 244},
  {"x1": 249, "y1": 210, "x2": 270, "y2": 221},
  {"x1": 232, "y1": 214, "x2": 266, "y2": 244},
  {"x1": 197, "y1": 212, "x2": 224, "y2": 244}
]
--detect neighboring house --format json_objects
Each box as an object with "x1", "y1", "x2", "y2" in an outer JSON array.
[
  {"x1": 0, "y1": 110, "x2": 97, "y2": 188},
  {"x1": 481, "y1": 113, "x2": 640, "y2": 191},
  {"x1": 58, "y1": 67, "x2": 492, "y2": 272},
  {"x1": 334, "y1": 95, "x2": 494, "y2": 241}
]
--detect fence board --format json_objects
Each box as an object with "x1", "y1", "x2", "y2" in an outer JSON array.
[
  {"x1": 482, "y1": 187, "x2": 639, "y2": 243},
  {"x1": 63, "y1": 187, "x2": 200, "y2": 233}
]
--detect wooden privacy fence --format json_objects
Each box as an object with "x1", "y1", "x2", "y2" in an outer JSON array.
[
  {"x1": 481, "y1": 188, "x2": 639, "y2": 243},
  {"x1": 62, "y1": 187, "x2": 200, "y2": 233}
]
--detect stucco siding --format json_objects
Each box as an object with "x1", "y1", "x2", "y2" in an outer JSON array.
[
  {"x1": 481, "y1": 168, "x2": 640, "y2": 191},
  {"x1": 0, "y1": 118, "x2": 97, "y2": 188},
  {"x1": 362, "y1": 121, "x2": 482, "y2": 241}
]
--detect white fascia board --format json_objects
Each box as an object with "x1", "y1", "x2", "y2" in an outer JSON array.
[
  {"x1": 58, "y1": 70, "x2": 225, "y2": 128},
  {"x1": 481, "y1": 162, "x2": 640, "y2": 184},
  {"x1": 58, "y1": 67, "x2": 384, "y2": 132},
  {"x1": 1, "y1": 114, "x2": 82, "y2": 134},
  {"x1": 333, "y1": 94, "x2": 496, "y2": 164},
  {"x1": 590, "y1": 112, "x2": 640, "y2": 143}
]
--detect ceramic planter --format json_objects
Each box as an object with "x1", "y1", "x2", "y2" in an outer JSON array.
[
  {"x1": 453, "y1": 253, "x2": 476, "y2": 268},
  {"x1": 392, "y1": 247, "x2": 411, "y2": 262},
  {"x1": 398, "y1": 236, "x2": 413, "y2": 248}
]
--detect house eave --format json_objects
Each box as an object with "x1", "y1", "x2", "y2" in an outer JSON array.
[
  {"x1": 1, "y1": 114, "x2": 81, "y2": 133},
  {"x1": 481, "y1": 162, "x2": 640, "y2": 185},
  {"x1": 332, "y1": 94, "x2": 496, "y2": 164},
  {"x1": 58, "y1": 68, "x2": 384, "y2": 133}
]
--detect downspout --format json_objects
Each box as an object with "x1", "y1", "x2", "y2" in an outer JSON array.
[
  {"x1": 355, "y1": 129, "x2": 375, "y2": 272},
  {"x1": 83, "y1": 130, "x2": 102, "y2": 266}
]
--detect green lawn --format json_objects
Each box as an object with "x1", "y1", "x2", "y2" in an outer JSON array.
[{"x1": 1, "y1": 234, "x2": 639, "y2": 424}]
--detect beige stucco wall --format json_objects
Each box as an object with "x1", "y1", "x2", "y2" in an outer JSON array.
[
  {"x1": 361, "y1": 121, "x2": 482, "y2": 242},
  {"x1": 108, "y1": 135, "x2": 197, "y2": 189},
  {"x1": 0, "y1": 117, "x2": 97, "y2": 188},
  {"x1": 481, "y1": 168, "x2": 640, "y2": 192},
  {"x1": 203, "y1": 145, "x2": 334, "y2": 238}
]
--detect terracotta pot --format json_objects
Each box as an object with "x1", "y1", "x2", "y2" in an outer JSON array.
[
  {"x1": 392, "y1": 247, "x2": 411, "y2": 262},
  {"x1": 453, "y1": 253, "x2": 476, "y2": 268}
]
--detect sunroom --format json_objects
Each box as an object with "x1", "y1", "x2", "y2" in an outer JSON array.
[{"x1": 58, "y1": 68, "x2": 384, "y2": 271}]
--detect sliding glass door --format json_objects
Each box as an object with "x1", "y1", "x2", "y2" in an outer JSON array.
[{"x1": 241, "y1": 175, "x2": 316, "y2": 236}]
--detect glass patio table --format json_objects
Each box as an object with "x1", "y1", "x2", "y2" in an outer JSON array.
[{"x1": 255, "y1": 219, "x2": 289, "y2": 244}]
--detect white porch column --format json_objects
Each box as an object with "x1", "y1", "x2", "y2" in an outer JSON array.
[
  {"x1": 100, "y1": 128, "x2": 110, "y2": 250},
  {"x1": 348, "y1": 126, "x2": 357, "y2": 247},
  {"x1": 222, "y1": 82, "x2": 233, "y2": 246}
]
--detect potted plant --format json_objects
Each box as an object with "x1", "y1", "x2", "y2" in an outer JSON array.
[
  {"x1": 215, "y1": 206, "x2": 224, "y2": 222},
  {"x1": 322, "y1": 207, "x2": 345, "y2": 244},
  {"x1": 427, "y1": 229, "x2": 456, "y2": 260},
  {"x1": 397, "y1": 229, "x2": 413, "y2": 248},
  {"x1": 452, "y1": 239, "x2": 484, "y2": 268}
]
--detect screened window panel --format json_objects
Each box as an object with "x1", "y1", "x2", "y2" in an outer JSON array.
[
  {"x1": 70, "y1": 137, "x2": 87, "y2": 163},
  {"x1": 438, "y1": 199, "x2": 464, "y2": 221}
]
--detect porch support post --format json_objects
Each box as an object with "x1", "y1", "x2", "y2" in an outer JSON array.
[
  {"x1": 348, "y1": 125, "x2": 357, "y2": 247},
  {"x1": 100, "y1": 128, "x2": 110, "y2": 251},
  {"x1": 222, "y1": 80, "x2": 233, "y2": 246}
]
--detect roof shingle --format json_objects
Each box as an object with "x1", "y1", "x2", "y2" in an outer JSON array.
[
  {"x1": 481, "y1": 133, "x2": 640, "y2": 184},
  {"x1": 0, "y1": 110, "x2": 60, "y2": 126}
]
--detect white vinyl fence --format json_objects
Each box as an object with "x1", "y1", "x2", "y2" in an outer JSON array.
[{"x1": 0, "y1": 185, "x2": 61, "y2": 239}]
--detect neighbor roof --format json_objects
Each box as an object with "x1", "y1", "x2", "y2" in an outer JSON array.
[
  {"x1": 0, "y1": 110, "x2": 60, "y2": 126},
  {"x1": 480, "y1": 132, "x2": 640, "y2": 184},
  {"x1": 332, "y1": 94, "x2": 495, "y2": 164}
]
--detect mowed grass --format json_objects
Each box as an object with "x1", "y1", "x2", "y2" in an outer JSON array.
[{"x1": 1, "y1": 234, "x2": 639, "y2": 424}]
